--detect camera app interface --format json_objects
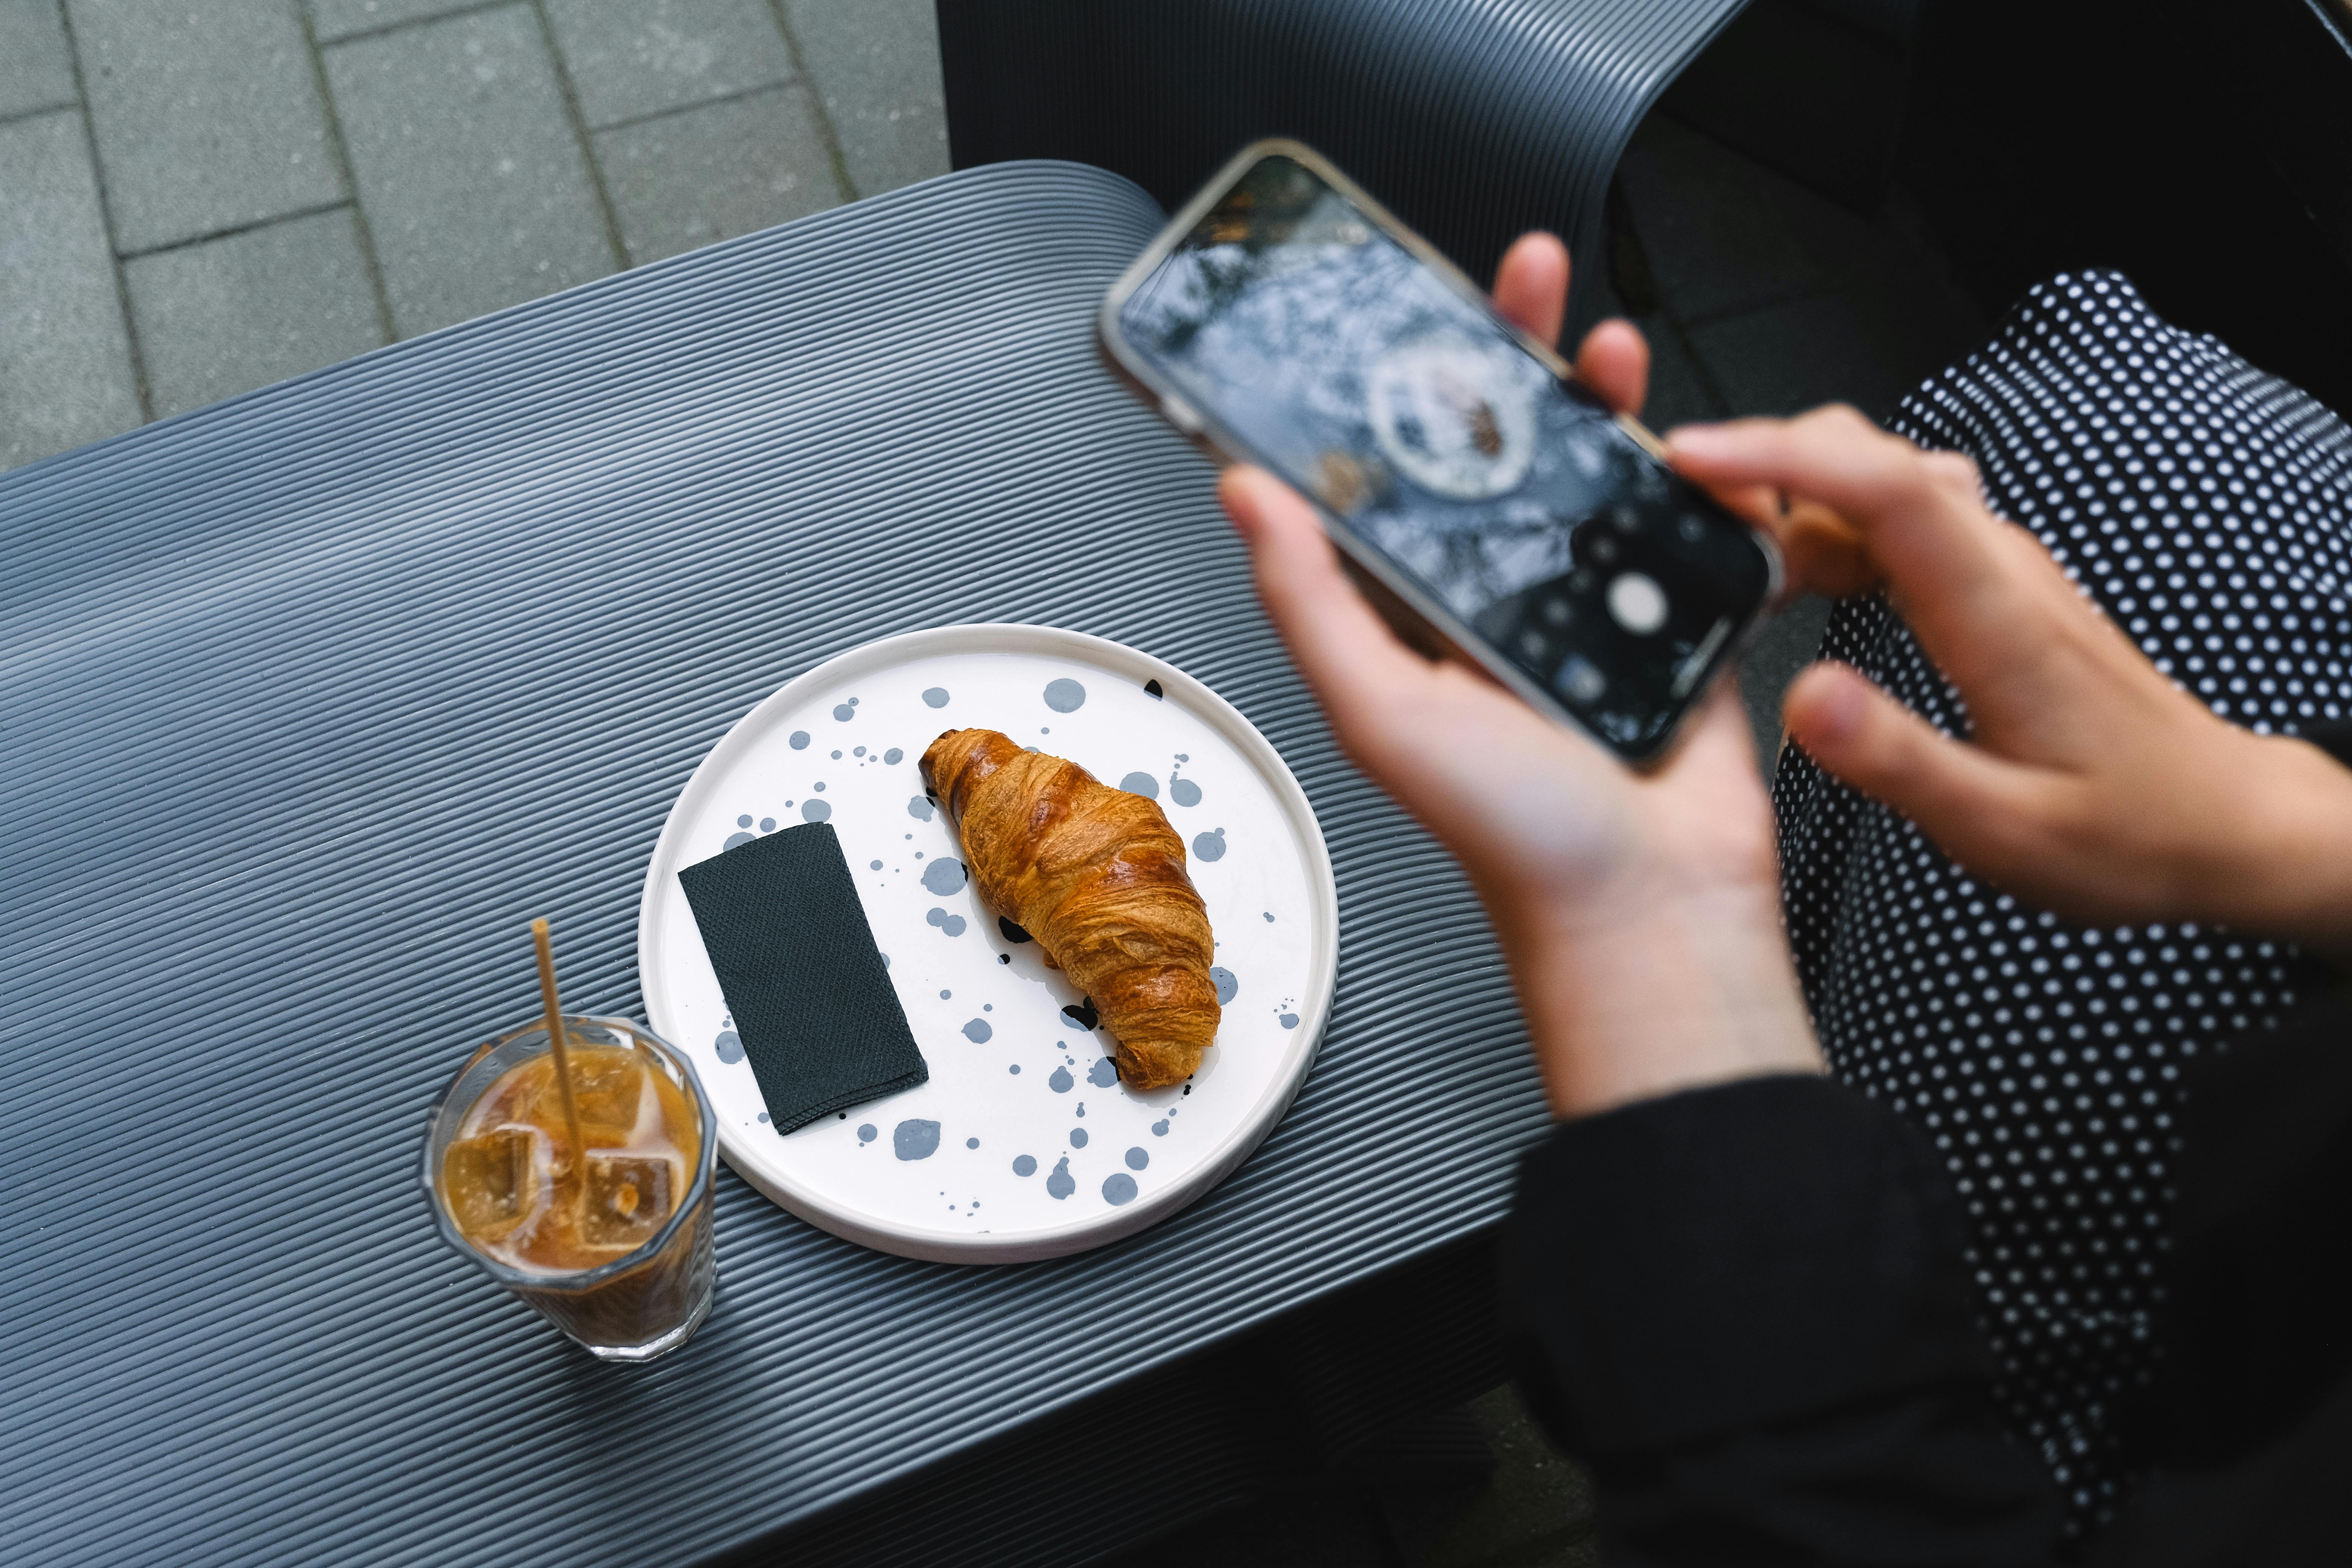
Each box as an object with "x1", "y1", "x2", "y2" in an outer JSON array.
[{"x1": 1118, "y1": 154, "x2": 1770, "y2": 752}]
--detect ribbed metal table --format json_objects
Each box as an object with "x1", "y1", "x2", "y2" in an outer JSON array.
[{"x1": 2, "y1": 162, "x2": 1553, "y2": 1566}]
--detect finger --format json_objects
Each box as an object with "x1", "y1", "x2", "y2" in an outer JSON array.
[
  {"x1": 1782, "y1": 662, "x2": 2047, "y2": 845},
  {"x1": 1777, "y1": 500, "x2": 1880, "y2": 599},
  {"x1": 1667, "y1": 674, "x2": 1769, "y2": 781},
  {"x1": 1573, "y1": 318, "x2": 1649, "y2": 417},
  {"x1": 1664, "y1": 408, "x2": 2011, "y2": 603},
  {"x1": 1492, "y1": 232, "x2": 1569, "y2": 349},
  {"x1": 1693, "y1": 477, "x2": 1880, "y2": 602},
  {"x1": 1664, "y1": 406, "x2": 1914, "y2": 515},
  {"x1": 1219, "y1": 466, "x2": 1439, "y2": 741}
]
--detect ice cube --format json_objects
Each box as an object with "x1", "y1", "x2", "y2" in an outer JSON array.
[
  {"x1": 565, "y1": 1050, "x2": 648, "y2": 1135},
  {"x1": 579, "y1": 1151, "x2": 679, "y2": 1249},
  {"x1": 442, "y1": 1126, "x2": 543, "y2": 1241}
]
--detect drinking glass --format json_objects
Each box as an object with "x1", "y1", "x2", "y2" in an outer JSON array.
[{"x1": 422, "y1": 1014, "x2": 717, "y2": 1362}]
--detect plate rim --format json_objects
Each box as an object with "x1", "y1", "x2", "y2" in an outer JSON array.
[{"x1": 635, "y1": 622, "x2": 1340, "y2": 1263}]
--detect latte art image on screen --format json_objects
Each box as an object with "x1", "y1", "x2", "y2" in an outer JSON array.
[{"x1": 1366, "y1": 334, "x2": 1540, "y2": 500}]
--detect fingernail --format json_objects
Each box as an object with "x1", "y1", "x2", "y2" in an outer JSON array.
[
  {"x1": 1217, "y1": 468, "x2": 1265, "y2": 537},
  {"x1": 1792, "y1": 666, "x2": 1864, "y2": 743},
  {"x1": 1663, "y1": 426, "x2": 1726, "y2": 459}
]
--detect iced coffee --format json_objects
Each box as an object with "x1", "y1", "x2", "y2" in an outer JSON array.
[{"x1": 425, "y1": 1015, "x2": 716, "y2": 1361}]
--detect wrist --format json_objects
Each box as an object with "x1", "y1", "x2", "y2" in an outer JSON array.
[{"x1": 1488, "y1": 878, "x2": 1824, "y2": 1119}]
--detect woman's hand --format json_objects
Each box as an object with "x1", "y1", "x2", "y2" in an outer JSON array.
[
  {"x1": 1219, "y1": 234, "x2": 1822, "y2": 1119},
  {"x1": 1670, "y1": 407, "x2": 2352, "y2": 962}
]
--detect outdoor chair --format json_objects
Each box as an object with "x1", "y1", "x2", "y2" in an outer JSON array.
[{"x1": 938, "y1": 0, "x2": 1922, "y2": 326}]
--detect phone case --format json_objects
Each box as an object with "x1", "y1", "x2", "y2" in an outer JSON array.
[{"x1": 1095, "y1": 138, "x2": 1781, "y2": 768}]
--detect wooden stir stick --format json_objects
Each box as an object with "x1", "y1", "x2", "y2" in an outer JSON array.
[{"x1": 530, "y1": 918, "x2": 587, "y2": 1170}]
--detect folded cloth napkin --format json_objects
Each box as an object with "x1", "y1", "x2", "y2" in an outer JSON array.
[{"x1": 678, "y1": 821, "x2": 927, "y2": 1133}]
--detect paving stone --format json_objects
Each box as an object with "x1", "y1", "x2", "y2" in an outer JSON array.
[
  {"x1": 1625, "y1": 312, "x2": 1726, "y2": 436},
  {"x1": 778, "y1": 0, "x2": 946, "y2": 197},
  {"x1": 594, "y1": 84, "x2": 840, "y2": 264},
  {"x1": 1738, "y1": 593, "x2": 1833, "y2": 773},
  {"x1": 0, "y1": 110, "x2": 143, "y2": 469},
  {"x1": 124, "y1": 207, "x2": 385, "y2": 417},
  {"x1": 0, "y1": 0, "x2": 77, "y2": 119},
  {"x1": 545, "y1": 0, "x2": 791, "y2": 129},
  {"x1": 70, "y1": 0, "x2": 343, "y2": 254},
  {"x1": 326, "y1": 5, "x2": 616, "y2": 338},
  {"x1": 1582, "y1": 279, "x2": 1725, "y2": 436},
  {"x1": 1687, "y1": 284, "x2": 1961, "y2": 425},
  {"x1": 1423, "y1": 1385, "x2": 1597, "y2": 1568},
  {"x1": 1616, "y1": 112, "x2": 1893, "y2": 325},
  {"x1": 310, "y1": 0, "x2": 487, "y2": 44}
]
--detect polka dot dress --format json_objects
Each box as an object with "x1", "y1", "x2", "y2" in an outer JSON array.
[{"x1": 1771, "y1": 272, "x2": 2352, "y2": 1538}]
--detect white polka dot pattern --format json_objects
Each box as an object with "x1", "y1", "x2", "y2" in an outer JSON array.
[{"x1": 1772, "y1": 272, "x2": 2352, "y2": 1536}]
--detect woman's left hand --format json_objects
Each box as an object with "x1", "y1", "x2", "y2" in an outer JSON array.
[{"x1": 1218, "y1": 233, "x2": 1822, "y2": 1119}]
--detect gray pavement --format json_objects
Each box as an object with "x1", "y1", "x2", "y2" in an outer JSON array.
[{"x1": 0, "y1": 0, "x2": 946, "y2": 470}]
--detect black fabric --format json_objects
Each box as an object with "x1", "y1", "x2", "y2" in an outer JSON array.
[
  {"x1": 1503, "y1": 1076, "x2": 2059, "y2": 1563},
  {"x1": 1773, "y1": 271, "x2": 2352, "y2": 1532},
  {"x1": 1494, "y1": 274, "x2": 2352, "y2": 1564},
  {"x1": 678, "y1": 822, "x2": 927, "y2": 1133},
  {"x1": 2145, "y1": 988, "x2": 2352, "y2": 1467},
  {"x1": 1502, "y1": 998, "x2": 2352, "y2": 1563},
  {"x1": 1588, "y1": 1397, "x2": 2058, "y2": 1567},
  {"x1": 1500, "y1": 1075, "x2": 1995, "y2": 1456},
  {"x1": 2091, "y1": 1371, "x2": 2352, "y2": 1568},
  {"x1": 2300, "y1": 718, "x2": 2352, "y2": 770}
]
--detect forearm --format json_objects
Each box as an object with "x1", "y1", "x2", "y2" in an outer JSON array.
[{"x1": 1487, "y1": 879, "x2": 1822, "y2": 1119}]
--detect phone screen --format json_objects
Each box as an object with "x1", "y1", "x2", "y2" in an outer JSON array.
[{"x1": 1113, "y1": 152, "x2": 1771, "y2": 755}]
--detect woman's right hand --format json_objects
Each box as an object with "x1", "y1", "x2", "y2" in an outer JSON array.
[{"x1": 1669, "y1": 406, "x2": 2352, "y2": 962}]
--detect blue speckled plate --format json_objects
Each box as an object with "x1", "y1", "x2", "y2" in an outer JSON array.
[{"x1": 637, "y1": 625, "x2": 1338, "y2": 1263}]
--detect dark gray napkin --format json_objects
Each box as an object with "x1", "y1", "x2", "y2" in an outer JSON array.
[{"x1": 678, "y1": 821, "x2": 927, "y2": 1133}]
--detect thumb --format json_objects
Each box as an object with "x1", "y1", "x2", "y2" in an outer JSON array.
[{"x1": 1783, "y1": 662, "x2": 2044, "y2": 844}]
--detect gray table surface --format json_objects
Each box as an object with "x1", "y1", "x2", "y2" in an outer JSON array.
[{"x1": 0, "y1": 161, "x2": 1550, "y2": 1566}]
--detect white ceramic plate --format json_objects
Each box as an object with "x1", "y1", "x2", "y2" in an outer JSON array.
[{"x1": 637, "y1": 625, "x2": 1338, "y2": 1262}]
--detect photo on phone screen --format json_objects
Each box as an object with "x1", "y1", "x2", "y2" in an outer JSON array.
[{"x1": 1101, "y1": 145, "x2": 1776, "y2": 762}]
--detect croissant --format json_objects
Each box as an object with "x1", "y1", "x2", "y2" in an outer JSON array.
[{"x1": 919, "y1": 728, "x2": 1218, "y2": 1089}]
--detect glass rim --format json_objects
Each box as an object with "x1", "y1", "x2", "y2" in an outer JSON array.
[{"x1": 420, "y1": 1012, "x2": 718, "y2": 1294}]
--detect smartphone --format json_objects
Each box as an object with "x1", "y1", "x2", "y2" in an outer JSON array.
[{"x1": 1097, "y1": 140, "x2": 1779, "y2": 765}]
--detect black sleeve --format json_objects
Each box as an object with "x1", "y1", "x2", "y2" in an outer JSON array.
[
  {"x1": 2296, "y1": 717, "x2": 2352, "y2": 770},
  {"x1": 1500, "y1": 1075, "x2": 2061, "y2": 1566},
  {"x1": 2139, "y1": 985, "x2": 2352, "y2": 1464}
]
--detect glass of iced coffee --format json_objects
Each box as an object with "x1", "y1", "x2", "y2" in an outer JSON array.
[{"x1": 423, "y1": 1014, "x2": 717, "y2": 1361}]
